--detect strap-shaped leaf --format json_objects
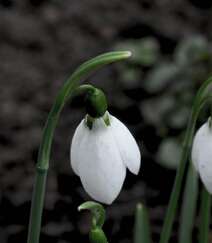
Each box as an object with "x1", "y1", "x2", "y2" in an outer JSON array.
[{"x1": 134, "y1": 203, "x2": 152, "y2": 243}]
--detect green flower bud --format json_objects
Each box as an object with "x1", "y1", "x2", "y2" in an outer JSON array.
[
  {"x1": 78, "y1": 202, "x2": 108, "y2": 243},
  {"x1": 85, "y1": 88, "x2": 108, "y2": 118},
  {"x1": 89, "y1": 227, "x2": 108, "y2": 243}
]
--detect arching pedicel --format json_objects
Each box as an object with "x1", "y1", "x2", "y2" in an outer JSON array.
[{"x1": 27, "y1": 51, "x2": 131, "y2": 243}]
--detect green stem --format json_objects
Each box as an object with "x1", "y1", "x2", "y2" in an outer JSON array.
[
  {"x1": 27, "y1": 169, "x2": 47, "y2": 243},
  {"x1": 179, "y1": 163, "x2": 198, "y2": 243},
  {"x1": 159, "y1": 77, "x2": 212, "y2": 243},
  {"x1": 159, "y1": 117, "x2": 195, "y2": 243},
  {"x1": 27, "y1": 51, "x2": 131, "y2": 243},
  {"x1": 72, "y1": 84, "x2": 96, "y2": 97},
  {"x1": 199, "y1": 187, "x2": 211, "y2": 243}
]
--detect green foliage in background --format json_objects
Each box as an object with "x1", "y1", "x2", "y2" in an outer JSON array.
[{"x1": 115, "y1": 36, "x2": 212, "y2": 169}]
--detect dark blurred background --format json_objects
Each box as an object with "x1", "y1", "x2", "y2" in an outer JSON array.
[{"x1": 1, "y1": 0, "x2": 212, "y2": 243}]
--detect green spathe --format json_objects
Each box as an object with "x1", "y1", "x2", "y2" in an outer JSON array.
[{"x1": 85, "y1": 88, "x2": 108, "y2": 118}]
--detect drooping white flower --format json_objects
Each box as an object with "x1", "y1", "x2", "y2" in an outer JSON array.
[
  {"x1": 191, "y1": 119, "x2": 212, "y2": 193},
  {"x1": 70, "y1": 112, "x2": 141, "y2": 204}
]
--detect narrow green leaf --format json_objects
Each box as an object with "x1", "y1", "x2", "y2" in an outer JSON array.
[
  {"x1": 134, "y1": 203, "x2": 152, "y2": 243},
  {"x1": 199, "y1": 186, "x2": 211, "y2": 243},
  {"x1": 159, "y1": 76, "x2": 212, "y2": 243},
  {"x1": 179, "y1": 163, "x2": 198, "y2": 243}
]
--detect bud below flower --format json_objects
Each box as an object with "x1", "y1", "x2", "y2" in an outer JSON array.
[{"x1": 89, "y1": 227, "x2": 108, "y2": 243}]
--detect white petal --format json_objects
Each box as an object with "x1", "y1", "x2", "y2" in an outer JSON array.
[
  {"x1": 191, "y1": 121, "x2": 212, "y2": 193},
  {"x1": 191, "y1": 131, "x2": 201, "y2": 172},
  {"x1": 199, "y1": 161, "x2": 212, "y2": 194},
  {"x1": 109, "y1": 114, "x2": 141, "y2": 175},
  {"x1": 192, "y1": 122, "x2": 211, "y2": 171},
  {"x1": 70, "y1": 120, "x2": 87, "y2": 175},
  {"x1": 72, "y1": 117, "x2": 126, "y2": 204}
]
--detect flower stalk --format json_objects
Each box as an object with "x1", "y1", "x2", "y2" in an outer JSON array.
[{"x1": 27, "y1": 51, "x2": 131, "y2": 243}]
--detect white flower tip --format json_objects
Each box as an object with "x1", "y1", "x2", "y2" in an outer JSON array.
[
  {"x1": 131, "y1": 150, "x2": 141, "y2": 175},
  {"x1": 200, "y1": 178, "x2": 212, "y2": 194},
  {"x1": 80, "y1": 164, "x2": 126, "y2": 205},
  {"x1": 132, "y1": 167, "x2": 140, "y2": 175},
  {"x1": 81, "y1": 181, "x2": 121, "y2": 205},
  {"x1": 129, "y1": 159, "x2": 141, "y2": 175},
  {"x1": 100, "y1": 197, "x2": 114, "y2": 205}
]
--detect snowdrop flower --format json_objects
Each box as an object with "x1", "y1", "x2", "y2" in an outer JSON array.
[
  {"x1": 192, "y1": 118, "x2": 212, "y2": 193},
  {"x1": 70, "y1": 112, "x2": 141, "y2": 204}
]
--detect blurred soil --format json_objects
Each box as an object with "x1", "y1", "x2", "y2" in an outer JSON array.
[{"x1": 0, "y1": 0, "x2": 212, "y2": 242}]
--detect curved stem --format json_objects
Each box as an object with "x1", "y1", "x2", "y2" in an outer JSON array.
[
  {"x1": 159, "y1": 77, "x2": 212, "y2": 243},
  {"x1": 71, "y1": 84, "x2": 96, "y2": 97},
  {"x1": 37, "y1": 51, "x2": 131, "y2": 170},
  {"x1": 27, "y1": 51, "x2": 131, "y2": 243},
  {"x1": 199, "y1": 187, "x2": 211, "y2": 243}
]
